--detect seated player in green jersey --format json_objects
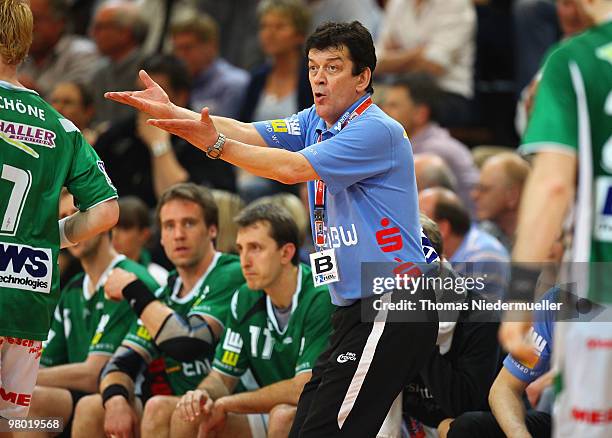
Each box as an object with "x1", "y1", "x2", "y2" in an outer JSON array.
[
  {"x1": 167, "y1": 203, "x2": 334, "y2": 438},
  {"x1": 18, "y1": 193, "x2": 158, "y2": 437},
  {"x1": 70, "y1": 183, "x2": 244, "y2": 438}
]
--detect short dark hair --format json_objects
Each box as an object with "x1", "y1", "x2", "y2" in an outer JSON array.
[
  {"x1": 234, "y1": 202, "x2": 300, "y2": 266},
  {"x1": 156, "y1": 183, "x2": 218, "y2": 229},
  {"x1": 140, "y1": 54, "x2": 191, "y2": 93},
  {"x1": 117, "y1": 196, "x2": 151, "y2": 229},
  {"x1": 434, "y1": 196, "x2": 471, "y2": 237},
  {"x1": 305, "y1": 21, "x2": 376, "y2": 94},
  {"x1": 389, "y1": 73, "x2": 441, "y2": 122}
]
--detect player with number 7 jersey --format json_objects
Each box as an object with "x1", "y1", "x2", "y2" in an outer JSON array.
[
  {"x1": 1, "y1": 0, "x2": 118, "y2": 419},
  {"x1": 0, "y1": 83, "x2": 118, "y2": 340}
]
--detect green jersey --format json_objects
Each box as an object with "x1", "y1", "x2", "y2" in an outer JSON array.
[
  {"x1": 41, "y1": 256, "x2": 159, "y2": 367},
  {"x1": 0, "y1": 81, "x2": 117, "y2": 340},
  {"x1": 122, "y1": 253, "x2": 244, "y2": 395},
  {"x1": 521, "y1": 22, "x2": 612, "y2": 303},
  {"x1": 213, "y1": 264, "x2": 333, "y2": 389}
]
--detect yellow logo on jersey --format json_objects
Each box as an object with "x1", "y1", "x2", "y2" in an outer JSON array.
[
  {"x1": 403, "y1": 129, "x2": 409, "y2": 139},
  {"x1": 221, "y1": 351, "x2": 240, "y2": 367},
  {"x1": 270, "y1": 119, "x2": 288, "y2": 133},
  {"x1": 596, "y1": 42, "x2": 612, "y2": 65},
  {"x1": 91, "y1": 332, "x2": 102, "y2": 345},
  {"x1": 0, "y1": 131, "x2": 39, "y2": 158},
  {"x1": 136, "y1": 325, "x2": 152, "y2": 341}
]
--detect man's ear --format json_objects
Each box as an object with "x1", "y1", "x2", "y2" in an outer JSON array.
[
  {"x1": 208, "y1": 224, "x2": 218, "y2": 240},
  {"x1": 356, "y1": 67, "x2": 372, "y2": 94},
  {"x1": 280, "y1": 242, "x2": 297, "y2": 265}
]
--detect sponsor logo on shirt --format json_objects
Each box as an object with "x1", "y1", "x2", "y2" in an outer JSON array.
[
  {"x1": 594, "y1": 177, "x2": 612, "y2": 241},
  {"x1": 0, "y1": 120, "x2": 56, "y2": 147},
  {"x1": 586, "y1": 338, "x2": 612, "y2": 349},
  {"x1": 268, "y1": 118, "x2": 301, "y2": 136},
  {"x1": 0, "y1": 242, "x2": 52, "y2": 293},
  {"x1": 596, "y1": 42, "x2": 612, "y2": 65},
  {"x1": 96, "y1": 160, "x2": 116, "y2": 191},
  {"x1": 571, "y1": 407, "x2": 612, "y2": 424},
  {"x1": 0, "y1": 387, "x2": 32, "y2": 407},
  {"x1": 337, "y1": 352, "x2": 357, "y2": 363},
  {"x1": 326, "y1": 224, "x2": 359, "y2": 249},
  {"x1": 518, "y1": 326, "x2": 547, "y2": 369},
  {"x1": 182, "y1": 359, "x2": 211, "y2": 377}
]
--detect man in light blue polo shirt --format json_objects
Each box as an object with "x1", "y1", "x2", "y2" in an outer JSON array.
[{"x1": 106, "y1": 20, "x2": 438, "y2": 437}]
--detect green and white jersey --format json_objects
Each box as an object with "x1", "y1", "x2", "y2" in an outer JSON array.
[
  {"x1": 41, "y1": 256, "x2": 159, "y2": 367},
  {"x1": 0, "y1": 81, "x2": 117, "y2": 340},
  {"x1": 521, "y1": 21, "x2": 612, "y2": 304},
  {"x1": 213, "y1": 264, "x2": 333, "y2": 389},
  {"x1": 122, "y1": 252, "x2": 244, "y2": 395}
]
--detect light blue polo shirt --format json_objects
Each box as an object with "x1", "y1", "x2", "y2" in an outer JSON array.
[{"x1": 254, "y1": 94, "x2": 426, "y2": 305}]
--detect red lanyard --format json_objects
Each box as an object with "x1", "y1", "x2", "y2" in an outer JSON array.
[{"x1": 313, "y1": 96, "x2": 373, "y2": 251}]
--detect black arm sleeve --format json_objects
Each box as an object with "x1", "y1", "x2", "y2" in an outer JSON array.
[
  {"x1": 154, "y1": 313, "x2": 216, "y2": 362},
  {"x1": 99, "y1": 346, "x2": 147, "y2": 384}
]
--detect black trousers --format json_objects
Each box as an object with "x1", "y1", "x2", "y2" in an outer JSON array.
[
  {"x1": 289, "y1": 289, "x2": 438, "y2": 437},
  {"x1": 448, "y1": 410, "x2": 551, "y2": 438}
]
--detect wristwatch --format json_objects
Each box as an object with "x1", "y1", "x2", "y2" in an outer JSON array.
[
  {"x1": 206, "y1": 133, "x2": 226, "y2": 159},
  {"x1": 151, "y1": 140, "x2": 171, "y2": 157}
]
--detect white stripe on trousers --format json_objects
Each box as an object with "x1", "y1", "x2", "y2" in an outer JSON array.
[{"x1": 337, "y1": 293, "x2": 390, "y2": 429}]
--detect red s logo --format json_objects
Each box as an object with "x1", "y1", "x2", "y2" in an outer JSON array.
[{"x1": 376, "y1": 218, "x2": 403, "y2": 253}]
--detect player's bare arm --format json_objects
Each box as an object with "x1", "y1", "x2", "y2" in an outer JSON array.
[{"x1": 61, "y1": 198, "x2": 119, "y2": 248}]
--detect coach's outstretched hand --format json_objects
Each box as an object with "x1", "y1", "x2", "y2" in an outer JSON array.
[
  {"x1": 105, "y1": 70, "x2": 196, "y2": 121},
  {"x1": 149, "y1": 107, "x2": 220, "y2": 151}
]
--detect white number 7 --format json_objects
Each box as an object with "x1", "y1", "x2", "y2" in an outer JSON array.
[{"x1": 1, "y1": 164, "x2": 32, "y2": 235}]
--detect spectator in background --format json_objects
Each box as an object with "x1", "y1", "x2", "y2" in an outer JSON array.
[
  {"x1": 307, "y1": 0, "x2": 383, "y2": 39},
  {"x1": 237, "y1": 0, "x2": 313, "y2": 202},
  {"x1": 239, "y1": 0, "x2": 312, "y2": 123},
  {"x1": 419, "y1": 188, "x2": 509, "y2": 297},
  {"x1": 414, "y1": 154, "x2": 458, "y2": 193},
  {"x1": 513, "y1": 0, "x2": 559, "y2": 94},
  {"x1": 382, "y1": 73, "x2": 479, "y2": 211},
  {"x1": 90, "y1": 0, "x2": 148, "y2": 126},
  {"x1": 112, "y1": 196, "x2": 168, "y2": 286},
  {"x1": 49, "y1": 81, "x2": 98, "y2": 144},
  {"x1": 471, "y1": 153, "x2": 530, "y2": 251},
  {"x1": 95, "y1": 54, "x2": 236, "y2": 209},
  {"x1": 22, "y1": 193, "x2": 158, "y2": 438},
  {"x1": 211, "y1": 189, "x2": 245, "y2": 254},
  {"x1": 19, "y1": 0, "x2": 100, "y2": 97},
  {"x1": 198, "y1": 0, "x2": 263, "y2": 70},
  {"x1": 376, "y1": 0, "x2": 476, "y2": 127},
  {"x1": 171, "y1": 15, "x2": 249, "y2": 118}
]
